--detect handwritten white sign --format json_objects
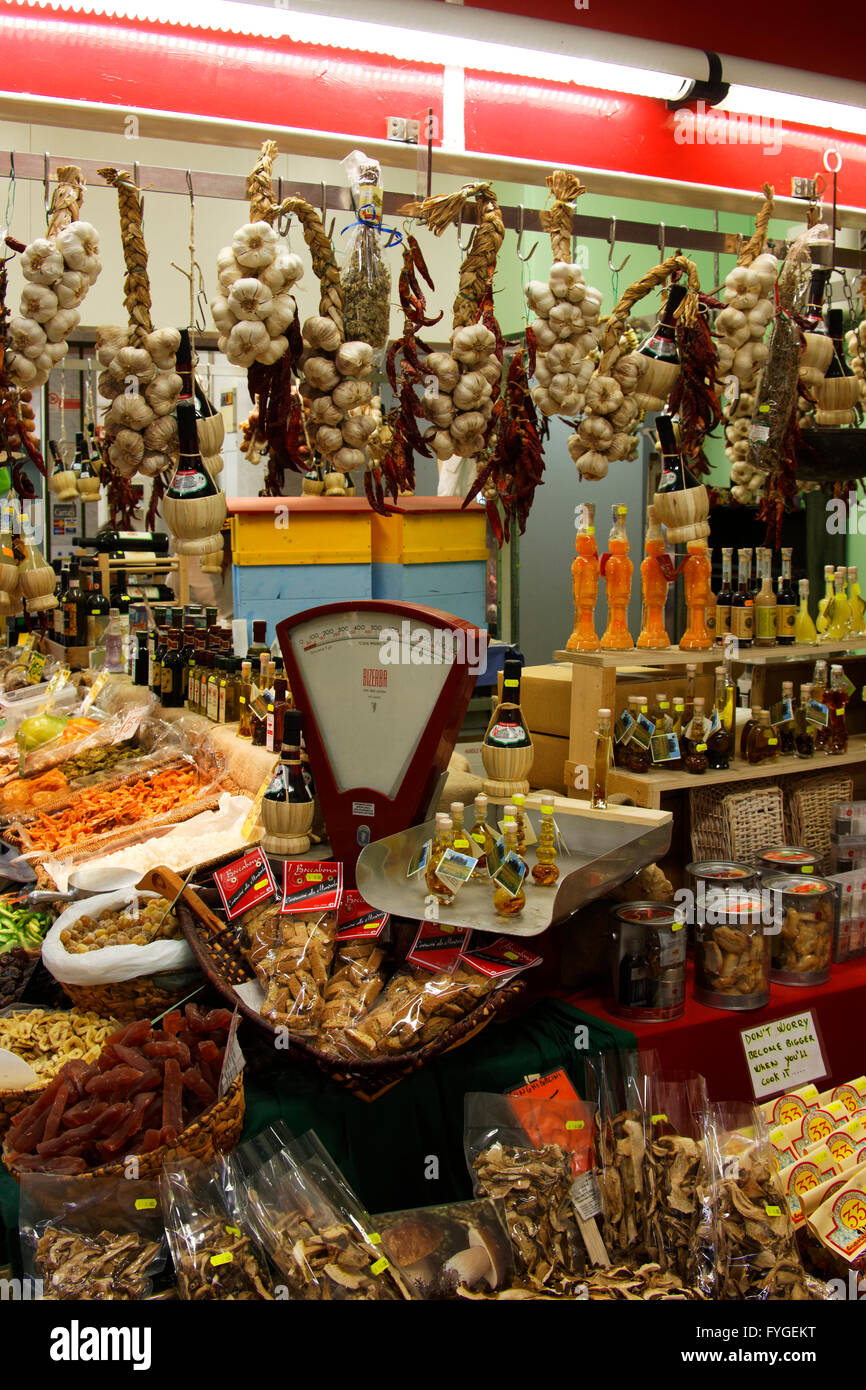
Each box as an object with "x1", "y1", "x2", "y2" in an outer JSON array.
[{"x1": 741, "y1": 1010, "x2": 828, "y2": 1100}]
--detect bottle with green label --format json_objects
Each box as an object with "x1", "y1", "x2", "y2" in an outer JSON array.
[{"x1": 484, "y1": 660, "x2": 531, "y2": 750}]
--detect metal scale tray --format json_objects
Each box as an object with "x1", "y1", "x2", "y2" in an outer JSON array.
[{"x1": 357, "y1": 797, "x2": 672, "y2": 937}]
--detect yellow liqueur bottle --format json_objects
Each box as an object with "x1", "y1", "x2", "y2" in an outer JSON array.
[
  {"x1": 493, "y1": 817, "x2": 526, "y2": 917},
  {"x1": 531, "y1": 801, "x2": 560, "y2": 886},
  {"x1": 795, "y1": 579, "x2": 817, "y2": 644},
  {"x1": 592, "y1": 707, "x2": 613, "y2": 809},
  {"x1": 425, "y1": 813, "x2": 455, "y2": 906}
]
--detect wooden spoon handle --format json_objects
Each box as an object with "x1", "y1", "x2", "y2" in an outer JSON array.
[{"x1": 137, "y1": 865, "x2": 225, "y2": 935}]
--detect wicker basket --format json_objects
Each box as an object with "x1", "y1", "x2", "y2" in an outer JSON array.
[
  {"x1": 0, "y1": 1006, "x2": 119, "y2": 1143},
  {"x1": 2, "y1": 1074, "x2": 244, "y2": 1183},
  {"x1": 780, "y1": 770, "x2": 854, "y2": 873},
  {"x1": 176, "y1": 900, "x2": 524, "y2": 1102},
  {"x1": 57, "y1": 967, "x2": 203, "y2": 1021},
  {"x1": 689, "y1": 779, "x2": 785, "y2": 862}
]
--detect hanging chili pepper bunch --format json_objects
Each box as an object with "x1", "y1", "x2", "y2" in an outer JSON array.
[
  {"x1": 471, "y1": 341, "x2": 545, "y2": 543},
  {"x1": 0, "y1": 259, "x2": 46, "y2": 498},
  {"x1": 404, "y1": 182, "x2": 505, "y2": 469},
  {"x1": 526, "y1": 170, "x2": 603, "y2": 420},
  {"x1": 371, "y1": 233, "x2": 442, "y2": 512},
  {"x1": 668, "y1": 286, "x2": 722, "y2": 477},
  {"x1": 213, "y1": 142, "x2": 306, "y2": 495}
]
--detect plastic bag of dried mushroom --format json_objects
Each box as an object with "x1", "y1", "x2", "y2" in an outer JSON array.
[
  {"x1": 464, "y1": 1093, "x2": 589, "y2": 1296},
  {"x1": 586, "y1": 1049, "x2": 655, "y2": 1265},
  {"x1": 19, "y1": 1170, "x2": 168, "y2": 1301},
  {"x1": 642, "y1": 1071, "x2": 715, "y2": 1291},
  {"x1": 704, "y1": 1103, "x2": 833, "y2": 1301},
  {"x1": 229, "y1": 1123, "x2": 416, "y2": 1301},
  {"x1": 160, "y1": 1157, "x2": 274, "y2": 1301}
]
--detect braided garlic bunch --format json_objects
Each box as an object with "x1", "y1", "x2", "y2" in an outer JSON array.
[
  {"x1": 724, "y1": 392, "x2": 766, "y2": 504},
  {"x1": 525, "y1": 263, "x2": 602, "y2": 417},
  {"x1": 567, "y1": 352, "x2": 642, "y2": 481},
  {"x1": 7, "y1": 168, "x2": 101, "y2": 390},
  {"x1": 212, "y1": 222, "x2": 303, "y2": 367},
  {"x1": 846, "y1": 321, "x2": 866, "y2": 405},
  {"x1": 300, "y1": 318, "x2": 375, "y2": 477},
  {"x1": 423, "y1": 324, "x2": 499, "y2": 461},
  {"x1": 97, "y1": 327, "x2": 183, "y2": 478},
  {"x1": 714, "y1": 256, "x2": 777, "y2": 391}
]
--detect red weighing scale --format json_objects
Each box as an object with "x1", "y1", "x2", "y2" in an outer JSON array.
[{"x1": 276, "y1": 601, "x2": 485, "y2": 882}]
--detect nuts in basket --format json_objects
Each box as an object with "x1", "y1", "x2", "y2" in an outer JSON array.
[{"x1": 59, "y1": 897, "x2": 181, "y2": 954}]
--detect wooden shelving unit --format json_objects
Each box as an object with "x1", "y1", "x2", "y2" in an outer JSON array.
[
  {"x1": 605, "y1": 735, "x2": 866, "y2": 810},
  {"x1": 96, "y1": 554, "x2": 190, "y2": 608},
  {"x1": 554, "y1": 637, "x2": 866, "y2": 669}
]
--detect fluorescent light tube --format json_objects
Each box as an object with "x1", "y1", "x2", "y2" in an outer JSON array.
[{"x1": 721, "y1": 84, "x2": 866, "y2": 138}]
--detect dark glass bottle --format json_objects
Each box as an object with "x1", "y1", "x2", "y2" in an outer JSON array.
[
  {"x1": 161, "y1": 629, "x2": 186, "y2": 708},
  {"x1": 655, "y1": 412, "x2": 688, "y2": 495},
  {"x1": 622, "y1": 697, "x2": 652, "y2": 773},
  {"x1": 778, "y1": 680, "x2": 796, "y2": 755},
  {"x1": 806, "y1": 266, "x2": 831, "y2": 327},
  {"x1": 827, "y1": 664, "x2": 849, "y2": 754},
  {"x1": 707, "y1": 669, "x2": 732, "y2": 770},
  {"x1": 246, "y1": 620, "x2": 269, "y2": 667},
  {"x1": 167, "y1": 400, "x2": 220, "y2": 500},
  {"x1": 238, "y1": 661, "x2": 253, "y2": 738},
  {"x1": 776, "y1": 547, "x2": 797, "y2": 645},
  {"x1": 715, "y1": 547, "x2": 733, "y2": 644},
  {"x1": 739, "y1": 706, "x2": 762, "y2": 760},
  {"x1": 812, "y1": 660, "x2": 831, "y2": 753},
  {"x1": 150, "y1": 610, "x2": 169, "y2": 697},
  {"x1": 206, "y1": 652, "x2": 223, "y2": 722},
  {"x1": 730, "y1": 548, "x2": 754, "y2": 648},
  {"x1": 133, "y1": 628, "x2": 149, "y2": 686},
  {"x1": 794, "y1": 683, "x2": 815, "y2": 759},
  {"x1": 87, "y1": 571, "x2": 110, "y2": 648},
  {"x1": 76, "y1": 528, "x2": 170, "y2": 555},
  {"x1": 484, "y1": 658, "x2": 531, "y2": 750},
  {"x1": 746, "y1": 709, "x2": 778, "y2": 765},
  {"x1": 638, "y1": 283, "x2": 688, "y2": 369},
  {"x1": 266, "y1": 677, "x2": 289, "y2": 752},
  {"x1": 265, "y1": 713, "x2": 316, "y2": 807}
]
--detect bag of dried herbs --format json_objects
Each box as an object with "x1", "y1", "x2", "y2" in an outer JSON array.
[{"x1": 340, "y1": 150, "x2": 392, "y2": 351}]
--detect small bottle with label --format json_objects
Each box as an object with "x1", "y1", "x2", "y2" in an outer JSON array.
[
  {"x1": 679, "y1": 540, "x2": 714, "y2": 649},
  {"x1": 511, "y1": 792, "x2": 529, "y2": 862},
  {"x1": 826, "y1": 569, "x2": 851, "y2": 642},
  {"x1": 493, "y1": 817, "x2": 526, "y2": 917},
  {"x1": 600, "y1": 504, "x2": 634, "y2": 651},
  {"x1": 848, "y1": 567, "x2": 866, "y2": 635},
  {"x1": 469, "y1": 794, "x2": 496, "y2": 878},
  {"x1": 592, "y1": 707, "x2": 613, "y2": 808},
  {"x1": 754, "y1": 548, "x2": 777, "y2": 647},
  {"x1": 816, "y1": 564, "x2": 836, "y2": 636},
  {"x1": 670, "y1": 696, "x2": 685, "y2": 769},
  {"x1": 532, "y1": 802, "x2": 560, "y2": 886},
  {"x1": 812, "y1": 660, "x2": 830, "y2": 752},
  {"x1": 827, "y1": 665, "x2": 849, "y2": 754},
  {"x1": 794, "y1": 683, "x2": 815, "y2": 759},
  {"x1": 730, "y1": 548, "x2": 754, "y2": 648},
  {"x1": 683, "y1": 662, "x2": 698, "y2": 725},
  {"x1": 746, "y1": 709, "x2": 778, "y2": 764},
  {"x1": 622, "y1": 697, "x2": 652, "y2": 774},
  {"x1": 449, "y1": 801, "x2": 472, "y2": 856},
  {"x1": 425, "y1": 814, "x2": 455, "y2": 906},
  {"x1": 682, "y1": 696, "x2": 709, "y2": 775},
  {"x1": 707, "y1": 668, "x2": 732, "y2": 770},
  {"x1": 238, "y1": 661, "x2": 253, "y2": 739},
  {"x1": 739, "y1": 705, "x2": 762, "y2": 760},
  {"x1": 778, "y1": 680, "x2": 796, "y2": 754}
]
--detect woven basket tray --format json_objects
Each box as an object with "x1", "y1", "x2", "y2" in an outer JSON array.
[
  {"x1": 0, "y1": 1006, "x2": 119, "y2": 1143},
  {"x1": 0, "y1": 748, "x2": 180, "y2": 828},
  {"x1": 780, "y1": 770, "x2": 854, "y2": 872},
  {"x1": 2, "y1": 1074, "x2": 244, "y2": 1183},
  {"x1": 175, "y1": 899, "x2": 524, "y2": 1102},
  {"x1": 58, "y1": 967, "x2": 204, "y2": 1022},
  {"x1": 689, "y1": 779, "x2": 785, "y2": 863}
]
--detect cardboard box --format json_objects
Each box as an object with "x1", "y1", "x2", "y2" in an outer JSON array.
[
  {"x1": 496, "y1": 664, "x2": 573, "y2": 738},
  {"x1": 529, "y1": 732, "x2": 568, "y2": 793}
]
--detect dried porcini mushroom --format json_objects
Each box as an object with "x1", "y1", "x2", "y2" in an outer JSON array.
[
  {"x1": 36, "y1": 1227, "x2": 162, "y2": 1300},
  {"x1": 472, "y1": 1141, "x2": 585, "y2": 1295},
  {"x1": 257, "y1": 1204, "x2": 408, "y2": 1301},
  {"x1": 595, "y1": 1109, "x2": 648, "y2": 1260},
  {"x1": 643, "y1": 1134, "x2": 705, "y2": 1282},
  {"x1": 344, "y1": 963, "x2": 495, "y2": 1058},
  {"x1": 173, "y1": 1215, "x2": 273, "y2": 1300},
  {"x1": 715, "y1": 1147, "x2": 815, "y2": 1300}
]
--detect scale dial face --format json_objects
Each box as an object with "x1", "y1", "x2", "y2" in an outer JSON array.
[{"x1": 287, "y1": 610, "x2": 455, "y2": 798}]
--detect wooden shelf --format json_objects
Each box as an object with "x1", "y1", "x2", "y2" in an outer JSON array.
[
  {"x1": 554, "y1": 638, "x2": 866, "y2": 669},
  {"x1": 605, "y1": 735, "x2": 866, "y2": 810}
]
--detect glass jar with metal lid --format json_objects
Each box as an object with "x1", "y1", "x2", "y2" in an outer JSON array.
[
  {"x1": 694, "y1": 888, "x2": 770, "y2": 1010},
  {"x1": 609, "y1": 902, "x2": 687, "y2": 1022},
  {"x1": 763, "y1": 874, "x2": 836, "y2": 986},
  {"x1": 754, "y1": 845, "x2": 819, "y2": 878},
  {"x1": 686, "y1": 860, "x2": 759, "y2": 897}
]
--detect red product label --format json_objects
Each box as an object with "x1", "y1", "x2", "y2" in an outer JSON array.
[
  {"x1": 458, "y1": 933, "x2": 542, "y2": 978},
  {"x1": 407, "y1": 920, "x2": 470, "y2": 973},
  {"x1": 362, "y1": 667, "x2": 388, "y2": 689},
  {"x1": 213, "y1": 849, "x2": 278, "y2": 920},
  {"x1": 335, "y1": 890, "x2": 389, "y2": 941},
  {"x1": 281, "y1": 860, "x2": 343, "y2": 914}
]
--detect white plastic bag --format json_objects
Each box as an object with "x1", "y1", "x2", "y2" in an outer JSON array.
[{"x1": 41, "y1": 889, "x2": 194, "y2": 986}]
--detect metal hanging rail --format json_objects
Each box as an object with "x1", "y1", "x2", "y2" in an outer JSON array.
[{"x1": 1, "y1": 148, "x2": 864, "y2": 271}]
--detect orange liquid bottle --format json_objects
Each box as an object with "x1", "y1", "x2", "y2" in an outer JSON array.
[
  {"x1": 679, "y1": 540, "x2": 714, "y2": 650},
  {"x1": 600, "y1": 503, "x2": 634, "y2": 651},
  {"x1": 567, "y1": 502, "x2": 600, "y2": 651},
  {"x1": 636, "y1": 504, "x2": 670, "y2": 649}
]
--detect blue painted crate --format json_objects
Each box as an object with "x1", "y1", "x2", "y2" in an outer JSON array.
[
  {"x1": 371, "y1": 560, "x2": 487, "y2": 629},
  {"x1": 233, "y1": 562, "x2": 372, "y2": 631}
]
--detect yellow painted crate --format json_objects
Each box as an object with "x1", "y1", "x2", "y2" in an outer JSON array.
[
  {"x1": 370, "y1": 500, "x2": 488, "y2": 565},
  {"x1": 229, "y1": 498, "x2": 372, "y2": 566}
]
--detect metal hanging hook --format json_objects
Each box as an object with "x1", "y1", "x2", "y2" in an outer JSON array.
[
  {"x1": 43, "y1": 152, "x2": 51, "y2": 217},
  {"x1": 185, "y1": 169, "x2": 194, "y2": 207},
  {"x1": 658, "y1": 221, "x2": 666, "y2": 262},
  {"x1": 606, "y1": 216, "x2": 630, "y2": 274},
  {"x1": 456, "y1": 201, "x2": 474, "y2": 255},
  {"x1": 320, "y1": 181, "x2": 335, "y2": 240},
  {"x1": 515, "y1": 204, "x2": 539, "y2": 264}
]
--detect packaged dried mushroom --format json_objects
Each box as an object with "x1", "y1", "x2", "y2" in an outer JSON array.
[
  {"x1": 465, "y1": 1093, "x2": 587, "y2": 1296},
  {"x1": 318, "y1": 892, "x2": 389, "y2": 1057},
  {"x1": 229, "y1": 1124, "x2": 414, "y2": 1300},
  {"x1": 586, "y1": 1049, "x2": 655, "y2": 1264},
  {"x1": 694, "y1": 889, "x2": 770, "y2": 1009},
  {"x1": 641, "y1": 1071, "x2": 712, "y2": 1287},
  {"x1": 705, "y1": 1103, "x2": 831, "y2": 1300},
  {"x1": 19, "y1": 1171, "x2": 167, "y2": 1300},
  {"x1": 764, "y1": 875, "x2": 835, "y2": 985},
  {"x1": 160, "y1": 1159, "x2": 273, "y2": 1301}
]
